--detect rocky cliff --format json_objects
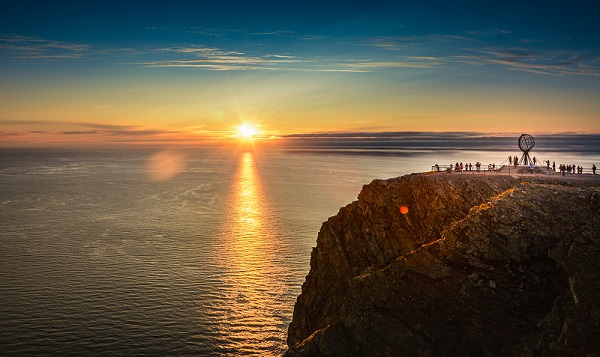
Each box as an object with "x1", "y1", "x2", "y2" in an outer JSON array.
[{"x1": 286, "y1": 173, "x2": 600, "y2": 356}]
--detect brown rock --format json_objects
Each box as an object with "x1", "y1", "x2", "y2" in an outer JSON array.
[{"x1": 286, "y1": 174, "x2": 600, "y2": 356}]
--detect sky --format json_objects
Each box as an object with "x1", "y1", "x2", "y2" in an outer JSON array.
[{"x1": 1, "y1": 0, "x2": 599, "y2": 147}]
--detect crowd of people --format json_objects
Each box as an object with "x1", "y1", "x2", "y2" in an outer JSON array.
[
  {"x1": 439, "y1": 162, "x2": 492, "y2": 173},
  {"x1": 434, "y1": 158, "x2": 597, "y2": 176},
  {"x1": 556, "y1": 163, "x2": 596, "y2": 176}
]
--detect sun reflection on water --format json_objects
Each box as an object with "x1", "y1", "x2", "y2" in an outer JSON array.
[{"x1": 208, "y1": 151, "x2": 287, "y2": 355}]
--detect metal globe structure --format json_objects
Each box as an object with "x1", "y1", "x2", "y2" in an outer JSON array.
[{"x1": 518, "y1": 134, "x2": 535, "y2": 165}]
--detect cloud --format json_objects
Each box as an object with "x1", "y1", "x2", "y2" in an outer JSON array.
[
  {"x1": 183, "y1": 26, "x2": 324, "y2": 41},
  {"x1": 61, "y1": 129, "x2": 174, "y2": 136},
  {"x1": 365, "y1": 34, "x2": 471, "y2": 51},
  {"x1": 280, "y1": 132, "x2": 600, "y2": 153},
  {"x1": 466, "y1": 28, "x2": 513, "y2": 36},
  {"x1": 357, "y1": 32, "x2": 600, "y2": 77},
  {"x1": 0, "y1": 131, "x2": 25, "y2": 137},
  {"x1": 465, "y1": 48, "x2": 600, "y2": 77},
  {"x1": 0, "y1": 34, "x2": 90, "y2": 60},
  {"x1": 141, "y1": 45, "x2": 304, "y2": 71},
  {"x1": 141, "y1": 43, "x2": 448, "y2": 72},
  {"x1": 265, "y1": 54, "x2": 297, "y2": 59},
  {"x1": 251, "y1": 30, "x2": 324, "y2": 41},
  {"x1": 61, "y1": 130, "x2": 103, "y2": 135},
  {"x1": 76, "y1": 122, "x2": 139, "y2": 130},
  {"x1": 253, "y1": 30, "x2": 296, "y2": 37},
  {"x1": 185, "y1": 26, "x2": 242, "y2": 38},
  {"x1": 365, "y1": 37, "x2": 415, "y2": 51},
  {"x1": 1, "y1": 120, "x2": 148, "y2": 132},
  {"x1": 338, "y1": 57, "x2": 444, "y2": 71},
  {"x1": 3, "y1": 29, "x2": 598, "y2": 78}
]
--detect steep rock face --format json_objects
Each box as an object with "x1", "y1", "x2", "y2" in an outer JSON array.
[{"x1": 287, "y1": 174, "x2": 600, "y2": 356}]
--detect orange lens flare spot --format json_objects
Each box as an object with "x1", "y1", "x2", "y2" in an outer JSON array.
[
  {"x1": 399, "y1": 205, "x2": 409, "y2": 214},
  {"x1": 146, "y1": 150, "x2": 184, "y2": 181}
]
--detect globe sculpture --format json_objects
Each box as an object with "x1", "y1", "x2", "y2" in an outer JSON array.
[{"x1": 518, "y1": 134, "x2": 535, "y2": 165}]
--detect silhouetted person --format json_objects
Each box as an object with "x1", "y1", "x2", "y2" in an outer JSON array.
[
  {"x1": 593, "y1": 164, "x2": 597, "y2": 175},
  {"x1": 508, "y1": 156, "x2": 512, "y2": 165},
  {"x1": 553, "y1": 161, "x2": 556, "y2": 172},
  {"x1": 533, "y1": 156, "x2": 537, "y2": 165}
]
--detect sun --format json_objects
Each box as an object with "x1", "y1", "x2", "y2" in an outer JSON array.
[{"x1": 238, "y1": 123, "x2": 257, "y2": 138}]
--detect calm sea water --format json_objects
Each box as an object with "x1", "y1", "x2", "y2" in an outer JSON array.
[{"x1": 1, "y1": 146, "x2": 598, "y2": 355}]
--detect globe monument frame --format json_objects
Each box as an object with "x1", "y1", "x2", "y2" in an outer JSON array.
[{"x1": 518, "y1": 134, "x2": 535, "y2": 166}]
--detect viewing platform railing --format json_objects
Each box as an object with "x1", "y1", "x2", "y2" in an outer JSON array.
[{"x1": 431, "y1": 164, "x2": 597, "y2": 179}]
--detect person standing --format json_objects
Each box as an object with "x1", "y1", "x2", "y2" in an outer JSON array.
[
  {"x1": 553, "y1": 161, "x2": 556, "y2": 172},
  {"x1": 593, "y1": 164, "x2": 597, "y2": 175}
]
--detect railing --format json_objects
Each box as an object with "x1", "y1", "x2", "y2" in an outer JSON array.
[
  {"x1": 431, "y1": 164, "x2": 500, "y2": 173},
  {"x1": 431, "y1": 164, "x2": 597, "y2": 179}
]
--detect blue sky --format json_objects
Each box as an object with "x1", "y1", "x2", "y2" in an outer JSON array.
[{"x1": 1, "y1": 0, "x2": 599, "y2": 146}]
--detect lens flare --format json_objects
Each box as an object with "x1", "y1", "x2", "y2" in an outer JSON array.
[{"x1": 146, "y1": 150, "x2": 185, "y2": 181}]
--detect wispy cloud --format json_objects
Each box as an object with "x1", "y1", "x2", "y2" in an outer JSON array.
[
  {"x1": 0, "y1": 131, "x2": 24, "y2": 137},
  {"x1": 466, "y1": 28, "x2": 513, "y2": 36},
  {"x1": 0, "y1": 34, "x2": 90, "y2": 60},
  {"x1": 251, "y1": 30, "x2": 324, "y2": 41},
  {"x1": 365, "y1": 34, "x2": 471, "y2": 51},
  {"x1": 183, "y1": 26, "x2": 324, "y2": 41},
  {"x1": 338, "y1": 57, "x2": 444, "y2": 70},
  {"x1": 2, "y1": 29, "x2": 599, "y2": 78},
  {"x1": 253, "y1": 30, "x2": 296, "y2": 37},
  {"x1": 141, "y1": 45, "x2": 304, "y2": 71},
  {"x1": 0, "y1": 120, "x2": 192, "y2": 145},
  {"x1": 61, "y1": 129, "x2": 174, "y2": 136},
  {"x1": 366, "y1": 37, "x2": 414, "y2": 51},
  {"x1": 465, "y1": 48, "x2": 600, "y2": 76}
]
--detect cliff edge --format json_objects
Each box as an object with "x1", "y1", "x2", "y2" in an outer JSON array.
[{"x1": 287, "y1": 173, "x2": 600, "y2": 356}]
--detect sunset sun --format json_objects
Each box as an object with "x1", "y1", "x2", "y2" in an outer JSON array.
[{"x1": 239, "y1": 123, "x2": 257, "y2": 138}]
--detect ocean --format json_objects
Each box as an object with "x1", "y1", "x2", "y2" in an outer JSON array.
[{"x1": 1, "y1": 145, "x2": 598, "y2": 356}]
